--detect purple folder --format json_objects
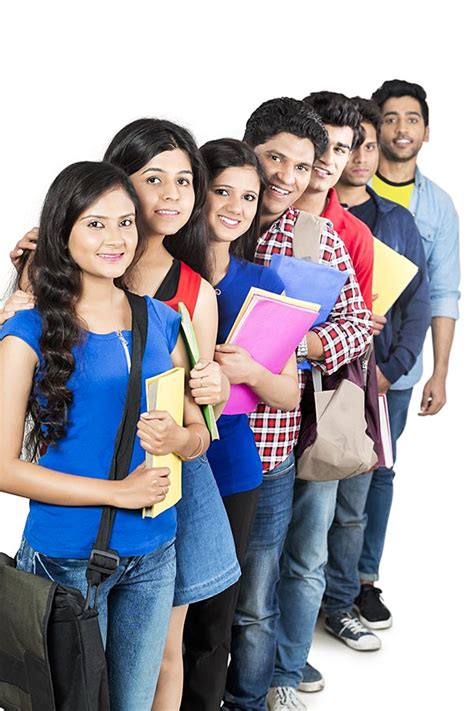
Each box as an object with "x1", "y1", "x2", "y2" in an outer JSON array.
[{"x1": 222, "y1": 288, "x2": 320, "y2": 415}]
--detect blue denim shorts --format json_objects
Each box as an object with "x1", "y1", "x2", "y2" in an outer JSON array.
[{"x1": 173, "y1": 455, "x2": 240, "y2": 606}]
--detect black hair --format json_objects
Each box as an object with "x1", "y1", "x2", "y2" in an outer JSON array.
[
  {"x1": 104, "y1": 118, "x2": 210, "y2": 280},
  {"x1": 243, "y1": 97, "x2": 328, "y2": 158},
  {"x1": 371, "y1": 79, "x2": 429, "y2": 126},
  {"x1": 303, "y1": 91, "x2": 362, "y2": 149},
  {"x1": 22, "y1": 161, "x2": 141, "y2": 458},
  {"x1": 351, "y1": 96, "x2": 383, "y2": 144},
  {"x1": 200, "y1": 138, "x2": 266, "y2": 262}
]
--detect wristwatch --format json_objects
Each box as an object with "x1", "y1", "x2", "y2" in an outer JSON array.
[{"x1": 296, "y1": 335, "x2": 309, "y2": 363}]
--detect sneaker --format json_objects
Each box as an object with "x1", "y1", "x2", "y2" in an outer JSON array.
[
  {"x1": 266, "y1": 686, "x2": 307, "y2": 710},
  {"x1": 354, "y1": 584, "x2": 393, "y2": 629},
  {"x1": 297, "y1": 662, "x2": 325, "y2": 693},
  {"x1": 324, "y1": 610, "x2": 381, "y2": 651}
]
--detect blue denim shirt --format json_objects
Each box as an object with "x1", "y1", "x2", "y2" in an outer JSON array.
[{"x1": 373, "y1": 167, "x2": 461, "y2": 390}]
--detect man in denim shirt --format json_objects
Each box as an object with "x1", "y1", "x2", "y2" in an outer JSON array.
[{"x1": 358, "y1": 80, "x2": 460, "y2": 626}]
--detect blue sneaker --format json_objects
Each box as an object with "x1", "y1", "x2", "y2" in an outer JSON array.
[
  {"x1": 297, "y1": 662, "x2": 325, "y2": 692},
  {"x1": 324, "y1": 610, "x2": 381, "y2": 651}
]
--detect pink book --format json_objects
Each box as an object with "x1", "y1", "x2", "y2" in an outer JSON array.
[{"x1": 222, "y1": 288, "x2": 320, "y2": 415}]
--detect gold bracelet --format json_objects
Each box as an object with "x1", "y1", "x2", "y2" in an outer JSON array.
[{"x1": 179, "y1": 432, "x2": 205, "y2": 461}]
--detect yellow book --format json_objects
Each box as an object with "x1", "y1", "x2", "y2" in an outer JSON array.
[
  {"x1": 373, "y1": 238, "x2": 418, "y2": 316},
  {"x1": 142, "y1": 367, "x2": 185, "y2": 519}
]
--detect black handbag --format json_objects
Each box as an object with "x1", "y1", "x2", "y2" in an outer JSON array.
[{"x1": 0, "y1": 292, "x2": 148, "y2": 711}]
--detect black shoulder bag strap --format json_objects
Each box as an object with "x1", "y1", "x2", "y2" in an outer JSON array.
[{"x1": 85, "y1": 291, "x2": 148, "y2": 607}]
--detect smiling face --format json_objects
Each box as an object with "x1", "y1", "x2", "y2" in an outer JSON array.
[
  {"x1": 379, "y1": 95, "x2": 429, "y2": 162},
  {"x1": 340, "y1": 122, "x2": 379, "y2": 187},
  {"x1": 253, "y1": 132, "x2": 315, "y2": 221},
  {"x1": 207, "y1": 166, "x2": 261, "y2": 244},
  {"x1": 306, "y1": 124, "x2": 354, "y2": 194},
  {"x1": 68, "y1": 188, "x2": 138, "y2": 280},
  {"x1": 129, "y1": 148, "x2": 195, "y2": 237}
]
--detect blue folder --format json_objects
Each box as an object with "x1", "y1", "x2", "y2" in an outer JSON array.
[
  {"x1": 269, "y1": 254, "x2": 348, "y2": 325},
  {"x1": 269, "y1": 255, "x2": 349, "y2": 370}
]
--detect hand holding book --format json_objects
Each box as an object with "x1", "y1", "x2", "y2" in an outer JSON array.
[
  {"x1": 188, "y1": 359, "x2": 225, "y2": 406},
  {"x1": 114, "y1": 461, "x2": 171, "y2": 510},
  {"x1": 137, "y1": 409, "x2": 190, "y2": 457},
  {"x1": 142, "y1": 367, "x2": 185, "y2": 519},
  {"x1": 214, "y1": 344, "x2": 260, "y2": 386},
  {"x1": 222, "y1": 288, "x2": 321, "y2": 415}
]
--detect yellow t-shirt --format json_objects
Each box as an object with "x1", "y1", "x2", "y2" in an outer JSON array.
[{"x1": 372, "y1": 173, "x2": 415, "y2": 210}]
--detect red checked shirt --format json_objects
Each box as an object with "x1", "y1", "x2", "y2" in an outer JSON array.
[{"x1": 249, "y1": 206, "x2": 372, "y2": 472}]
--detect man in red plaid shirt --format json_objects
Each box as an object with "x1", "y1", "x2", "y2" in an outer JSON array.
[{"x1": 223, "y1": 98, "x2": 372, "y2": 711}]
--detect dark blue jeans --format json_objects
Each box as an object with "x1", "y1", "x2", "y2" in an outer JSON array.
[
  {"x1": 224, "y1": 453, "x2": 296, "y2": 711},
  {"x1": 359, "y1": 387, "x2": 413, "y2": 581},
  {"x1": 323, "y1": 472, "x2": 374, "y2": 615}
]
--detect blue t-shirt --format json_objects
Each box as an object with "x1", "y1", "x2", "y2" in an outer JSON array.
[
  {"x1": 207, "y1": 256, "x2": 284, "y2": 496},
  {"x1": 0, "y1": 296, "x2": 181, "y2": 557}
]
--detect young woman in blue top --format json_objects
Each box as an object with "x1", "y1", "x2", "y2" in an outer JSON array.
[
  {"x1": 0, "y1": 161, "x2": 211, "y2": 711},
  {"x1": 181, "y1": 139, "x2": 300, "y2": 711}
]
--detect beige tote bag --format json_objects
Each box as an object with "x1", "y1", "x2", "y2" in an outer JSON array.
[
  {"x1": 292, "y1": 210, "x2": 377, "y2": 481},
  {"x1": 297, "y1": 368, "x2": 378, "y2": 482}
]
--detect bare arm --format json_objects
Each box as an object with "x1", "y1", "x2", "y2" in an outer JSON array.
[
  {"x1": 246, "y1": 354, "x2": 299, "y2": 410},
  {"x1": 0, "y1": 336, "x2": 169, "y2": 509},
  {"x1": 0, "y1": 228, "x2": 38, "y2": 325},
  {"x1": 0, "y1": 290, "x2": 35, "y2": 325},
  {"x1": 419, "y1": 316, "x2": 456, "y2": 416},
  {"x1": 137, "y1": 334, "x2": 211, "y2": 458},
  {"x1": 9, "y1": 227, "x2": 38, "y2": 272}
]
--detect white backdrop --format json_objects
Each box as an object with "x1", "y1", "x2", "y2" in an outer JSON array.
[{"x1": 1, "y1": 2, "x2": 472, "y2": 709}]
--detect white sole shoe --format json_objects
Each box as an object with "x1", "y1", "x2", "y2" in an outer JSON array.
[
  {"x1": 297, "y1": 677, "x2": 325, "y2": 693},
  {"x1": 355, "y1": 607, "x2": 393, "y2": 630},
  {"x1": 324, "y1": 622, "x2": 382, "y2": 651}
]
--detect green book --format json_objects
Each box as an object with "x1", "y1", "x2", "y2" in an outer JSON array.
[{"x1": 178, "y1": 302, "x2": 220, "y2": 441}]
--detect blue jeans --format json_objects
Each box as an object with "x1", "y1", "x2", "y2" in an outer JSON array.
[
  {"x1": 16, "y1": 536, "x2": 176, "y2": 711},
  {"x1": 323, "y1": 473, "x2": 374, "y2": 614},
  {"x1": 272, "y1": 479, "x2": 338, "y2": 689},
  {"x1": 224, "y1": 453, "x2": 295, "y2": 711},
  {"x1": 359, "y1": 387, "x2": 413, "y2": 581}
]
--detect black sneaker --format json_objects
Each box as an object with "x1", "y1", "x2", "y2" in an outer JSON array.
[
  {"x1": 324, "y1": 610, "x2": 381, "y2": 651},
  {"x1": 297, "y1": 662, "x2": 325, "y2": 693},
  {"x1": 354, "y1": 585, "x2": 392, "y2": 629}
]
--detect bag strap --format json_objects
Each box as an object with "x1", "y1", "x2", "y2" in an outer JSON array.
[
  {"x1": 292, "y1": 210, "x2": 324, "y2": 263},
  {"x1": 361, "y1": 342, "x2": 373, "y2": 388},
  {"x1": 85, "y1": 291, "x2": 148, "y2": 604},
  {"x1": 311, "y1": 367, "x2": 323, "y2": 421}
]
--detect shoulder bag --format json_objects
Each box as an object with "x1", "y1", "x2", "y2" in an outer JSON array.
[{"x1": 292, "y1": 210, "x2": 380, "y2": 481}]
